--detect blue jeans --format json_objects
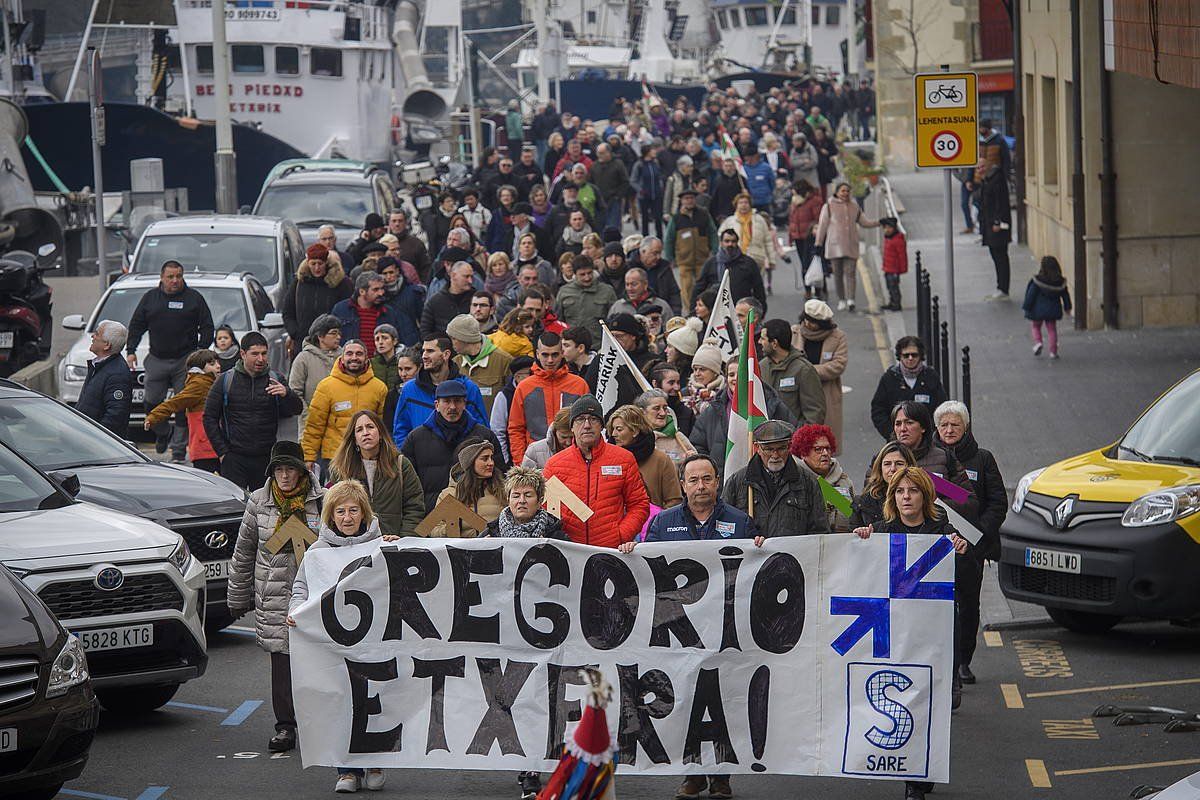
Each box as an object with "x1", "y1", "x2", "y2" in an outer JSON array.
[
  {"x1": 960, "y1": 183, "x2": 974, "y2": 230},
  {"x1": 338, "y1": 768, "x2": 364, "y2": 777},
  {"x1": 602, "y1": 197, "x2": 624, "y2": 231}
]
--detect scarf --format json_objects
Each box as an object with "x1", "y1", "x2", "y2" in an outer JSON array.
[
  {"x1": 462, "y1": 337, "x2": 497, "y2": 365},
  {"x1": 496, "y1": 507, "x2": 553, "y2": 538},
  {"x1": 898, "y1": 359, "x2": 924, "y2": 382},
  {"x1": 561, "y1": 224, "x2": 592, "y2": 247},
  {"x1": 622, "y1": 430, "x2": 657, "y2": 465},
  {"x1": 215, "y1": 342, "x2": 240, "y2": 361},
  {"x1": 430, "y1": 411, "x2": 472, "y2": 445},
  {"x1": 485, "y1": 270, "x2": 517, "y2": 296},
  {"x1": 735, "y1": 209, "x2": 755, "y2": 251},
  {"x1": 270, "y1": 475, "x2": 312, "y2": 535},
  {"x1": 657, "y1": 414, "x2": 678, "y2": 438}
]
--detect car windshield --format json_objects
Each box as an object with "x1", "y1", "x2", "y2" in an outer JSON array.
[
  {"x1": 133, "y1": 234, "x2": 278, "y2": 286},
  {"x1": 0, "y1": 397, "x2": 142, "y2": 471},
  {"x1": 255, "y1": 185, "x2": 373, "y2": 228},
  {"x1": 0, "y1": 443, "x2": 69, "y2": 513},
  {"x1": 92, "y1": 286, "x2": 250, "y2": 331},
  {"x1": 1116, "y1": 371, "x2": 1200, "y2": 466}
]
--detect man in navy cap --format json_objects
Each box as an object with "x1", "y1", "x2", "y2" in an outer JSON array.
[{"x1": 400, "y1": 379, "x2": 504, "y2": 510}]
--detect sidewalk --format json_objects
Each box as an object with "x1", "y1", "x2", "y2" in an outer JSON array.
[{"x1": 880, "y1": 170, "x2": 1200, "y2": 628}]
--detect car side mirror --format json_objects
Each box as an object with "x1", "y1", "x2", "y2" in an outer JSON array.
[
  {"x1": 50, "y1": 471, "x2": 81, "y2": 498},
  {"x1": 61, "y1": 314, "x2": 86, "y2": 330},
  {"x1": 260, "y1": 312, "x2": 285, "y2": 329}
]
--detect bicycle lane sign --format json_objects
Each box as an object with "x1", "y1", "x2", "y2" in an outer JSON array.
[{"x1": 913, "y1": 72, "x2": 978, "y2": 169}]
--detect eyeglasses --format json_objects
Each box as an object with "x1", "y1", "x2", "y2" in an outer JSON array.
[
  {"x1": 900, "y1": 351, "x2": 922, "y2": 359},
  {"x1": 758, "y1": 443, "x2": 790, "y2": 454},
  {"x1": 810, "y1": 445, "x2": 833, "y2": 453}
]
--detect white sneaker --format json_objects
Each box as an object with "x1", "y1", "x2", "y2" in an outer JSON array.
[
  {"x1": 984, "y1": 291, "x2": 1010, "y2": 301},
  {"x1": 1032, "y1": 342, "x2": 1043, "y2": 356},
  {"x1": 1049, "y1": 352, "x2": 1060, "y2": 360},
  {"x1": 847, "y1": 300, "x2": 856, "y2": 311},
  {"x1": 836, "y1": 299, "x2": 847, "y2": 311},
  {"x1": 364, "y1": 770, "x2": 386, "y2": 791},
  {"x1": 335, "y1": 774, "x2": 360, "y2": 793}
]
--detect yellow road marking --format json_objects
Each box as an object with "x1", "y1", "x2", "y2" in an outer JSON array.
[
  {"x1": 1002, "y1": 683, "x2": 1024, "y2": 709},
  {"x1": 1055, "y1": 757, "x2": 1200, "y2": 777},
  {"x1": 984, "y1": 630, "x2": 1003, "y2": 647},
  {"x1": 856, "y1": 258, "x2": 892, "y2": 370},
  {"x1": 1042, "y1": 718, "x2": 1099, "y2": 739},
  {"x1": 1026, "y1": 759, "x2": 1051, "y2": 787},
  {"x1": 1026, "y1": 677, "x2": 1200, "y2": 699}
]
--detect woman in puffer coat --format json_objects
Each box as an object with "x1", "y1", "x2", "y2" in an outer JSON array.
[
  {"x1": 814, "y1": 182, "x2": 878, "y2": 311},
  {"x1": 227, "y1": 440, "x2": 324, "y2": 755},
  {"x1": 521, "y1": 407, "x2": 573, "y2": 469},
  {"x1": 288, "y1": 314, "x2": 343, "y2": 432},
  {"x1": 289, "y1": 479, "x2": 400, "y2": 794}
]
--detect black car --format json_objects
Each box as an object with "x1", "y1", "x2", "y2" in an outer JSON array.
[
  {"x1": 0, "y1": 380, "x2": 248, "y2": 628},
  {"x1": 0, "y1": 564, "x2": 99, "y2": 800}
]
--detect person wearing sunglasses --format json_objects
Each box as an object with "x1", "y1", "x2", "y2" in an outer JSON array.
[{"x1": 869, "y1": 335, "x2": 948, "y2": 439}]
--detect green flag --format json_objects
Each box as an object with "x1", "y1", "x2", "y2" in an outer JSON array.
[{"x1": 819, "y1": 476, "x2": 853, "y2": 517}]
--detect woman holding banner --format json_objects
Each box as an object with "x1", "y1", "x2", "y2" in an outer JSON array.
[
  {"x1": 852, "y1": 467, "x2": 969, "y2": 800},
  {"x1": 227, "y1": 441, "x2": 324, "y2": 755},
  {"x1": 288, "y1": 479, "x2": 400, "y2": 793}
]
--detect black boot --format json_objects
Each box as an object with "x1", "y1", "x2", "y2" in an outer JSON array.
[
  {"x1": 958, "y1": 663, "x2": 976, "y2": 684},
  {"x1": 269, "y1": 726, "x2": 296, "y2": 752},
  {"x1": 951, "y1": 673, "x2": 963, "y2": 710}
]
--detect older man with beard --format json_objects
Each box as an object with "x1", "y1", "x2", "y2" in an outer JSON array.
[{"x1": 722, "y1": 419, "x2": 829, "y2": 537}]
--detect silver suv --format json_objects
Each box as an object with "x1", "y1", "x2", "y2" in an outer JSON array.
[
  {"x1": 252, "y1": 159, "x2": 398, "y2": 249},
  {"x1": 0, "y1": 442, "x2": 208, "y2": 714}
]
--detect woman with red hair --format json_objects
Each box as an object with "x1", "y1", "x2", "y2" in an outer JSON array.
[{"x1": 791, "y1": 423, "x2": 854, "y2": 532}]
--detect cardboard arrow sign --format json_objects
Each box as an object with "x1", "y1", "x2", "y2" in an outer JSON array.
[
  {"x1": 264, "y1": 513, "x2": 318, "y2": 564},
  {"x1": 416, "y1": 495, "x2": 490, "y2": 538},
  {"x1": 543, "y1": 476, "x2": 594, "y2": 522}
]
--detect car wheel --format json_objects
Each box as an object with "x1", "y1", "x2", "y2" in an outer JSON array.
[
  {"x1": 97, "y1": 683, "x2": 181, "y2": 714},
  {"x1": 1047, "y1": 607, "x2": 1122, "y2": 634},
  {"x1": 7, "y1": 784, "x2": 63, "y2": 800}
]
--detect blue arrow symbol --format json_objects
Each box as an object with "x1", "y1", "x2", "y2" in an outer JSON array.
[
  {"x1": 889, "y1": 533, "x2": 955, "y2": 601},
  {"x1": 830, "y1": 596, "x2": 891, "y2": 658}
]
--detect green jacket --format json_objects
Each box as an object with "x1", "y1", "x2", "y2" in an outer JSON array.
[
  {"x1": 763, "y1": 349, "x2": 826, "y2": 425},
  {"x1": 370, "y1": 352, "x2": 401, "y2": 395},
  {"x1": 555, "y1": 279, "x2": 619, "y2": 342},
  {"x1": 328, "y1": 456, "x2": 425, "y2": 537}
]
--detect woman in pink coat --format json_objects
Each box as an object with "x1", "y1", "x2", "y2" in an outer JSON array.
[{"x1": 814, "y1": 182, "x2": 878, "y2": 312}]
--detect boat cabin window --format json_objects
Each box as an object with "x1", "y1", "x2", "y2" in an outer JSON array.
[
  {"x1": 311, "y1": 47, "x2": 343, "y2": 77},
  {"x1": 276, "y1": 46, "x2": 300, "y2": 76},
  {"x1": 196, "y1": 45, "x2": 213, "y2": 75},
  {"x1": 716, "y1": 9, "x2": 727, "y2": 28},
  {"x1": 232, "y1": 45, "x2": 265, "y2": 73},
  {"x1": 744, "y1": 7, "x2": 768, "y2": 25},
  {"x1": 728, "y1": 8, "x2": 741, "y2": 27},
  {"x1": 775, "y1": 5, "x2": 796, "y2": 24},
  {"x1": 825, "y1": 5, "x2": 840, "y2": 25}
]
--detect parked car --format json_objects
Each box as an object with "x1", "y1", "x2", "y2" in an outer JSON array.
[
  {"x1": 58, "y1": 271, "x2": 289, "y2": 423},
  {"x1": 125, "y1": 214, "x2": 303, "y2": 307},
  {"x1": 252, "y1": 159, "x2": 399, "y2": 249},
  {"x1": 0, "y1": 379, "x2": 247, "y2": 629},
  {"x1": 1001, "y1": 369, "x2": 1200, "y2": 633},
  {"x1": 0, "y1": 441, "x2": 208, "y2": 714},
  {"x1": 0, "y1": 564, "x2": 98, "y2": 800}
]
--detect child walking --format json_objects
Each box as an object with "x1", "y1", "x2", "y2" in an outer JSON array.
[
  {"x1": 1022, "y1": 256, "x2": 1072, "y2": 358},
  {"x1": 880, "y1": 216, "x2": 908, "y2": 311},
  {"x1": 143, "y1": 349, "x2": 222, "y2": 472}
]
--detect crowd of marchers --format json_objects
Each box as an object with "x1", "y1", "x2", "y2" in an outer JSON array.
[{"x1": 69, "y1": 82, "x2": 1005, "y2": 800}]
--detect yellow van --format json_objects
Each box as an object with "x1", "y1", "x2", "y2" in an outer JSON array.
[{"x1": 999, "y1": 369, "x2": 1200, "y2": 632}]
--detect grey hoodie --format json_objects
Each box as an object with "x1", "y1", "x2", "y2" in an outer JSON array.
[{"x1": 289, "y1": 518, "x2": 383, "y2": 612}]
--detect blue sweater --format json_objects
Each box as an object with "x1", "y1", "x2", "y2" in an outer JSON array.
[
  {"x1": 645, "y1": 500, "x2": 759, "y2": 542},
  {"x1": 742, "y1": 160, "x2": 775, "y2": 208}
]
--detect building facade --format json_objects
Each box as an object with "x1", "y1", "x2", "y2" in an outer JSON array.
[{"x1": 1020, "y1": 0, "x2": 1200, "y2": 329}]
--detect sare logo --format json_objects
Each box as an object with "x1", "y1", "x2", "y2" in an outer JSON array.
[{"x1": 842, "y1": 663, "x2": 933, "y2": 778}]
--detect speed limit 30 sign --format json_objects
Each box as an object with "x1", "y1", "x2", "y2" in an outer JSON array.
[{"x1": 914, "y1": 73, "x2": 978, "y2": 169}]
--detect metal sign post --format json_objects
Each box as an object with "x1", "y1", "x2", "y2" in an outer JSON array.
[
  {"x1": 88, "y1": 47, "x2": 107, "y2": 289},
  {"x1": 913, "y1": 69, "x2": 978, "y2": 399}
]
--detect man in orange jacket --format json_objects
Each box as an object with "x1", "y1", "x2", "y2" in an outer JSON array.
[
  {"x1": 544, "y1": 395, "x2": 650, "y2": 548},
  {"x1": 507, "y1": 331, "x2": 589, "y2": 464}
]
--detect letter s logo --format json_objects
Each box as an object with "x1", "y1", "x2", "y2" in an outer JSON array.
[{"x1": 863, "y1": 669, "x2": 914, "y2": 750}]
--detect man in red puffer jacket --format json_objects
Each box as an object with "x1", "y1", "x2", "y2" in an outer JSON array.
[{"x1": 544, "y1": 395, "x2": 650, "y2": 548}]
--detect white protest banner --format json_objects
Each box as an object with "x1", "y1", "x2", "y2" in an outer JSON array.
[
  {"x1": 594, "y1": 321, "x2": 652, "y2": 415},
  {"x1": 703, "y1": 270, "x2": 742, "y2": 362},
  {"x1": 291, "y1": 535, "x2": 954, "y2": 782}
]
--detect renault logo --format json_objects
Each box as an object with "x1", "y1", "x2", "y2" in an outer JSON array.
[
  {"x1": 95, "y1": 566, "x2": 124, "y2": 591},
  {"x1": 204, "y1": 531, "x2": 230, "y2": 549},
  {"x1": 1054, "y1": 496, "x2": 1077, "y2": 530}
]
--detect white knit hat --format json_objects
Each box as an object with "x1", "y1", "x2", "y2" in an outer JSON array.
[{"x1": 666, "y1": 317, "x2": 703, "y2": 357}]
